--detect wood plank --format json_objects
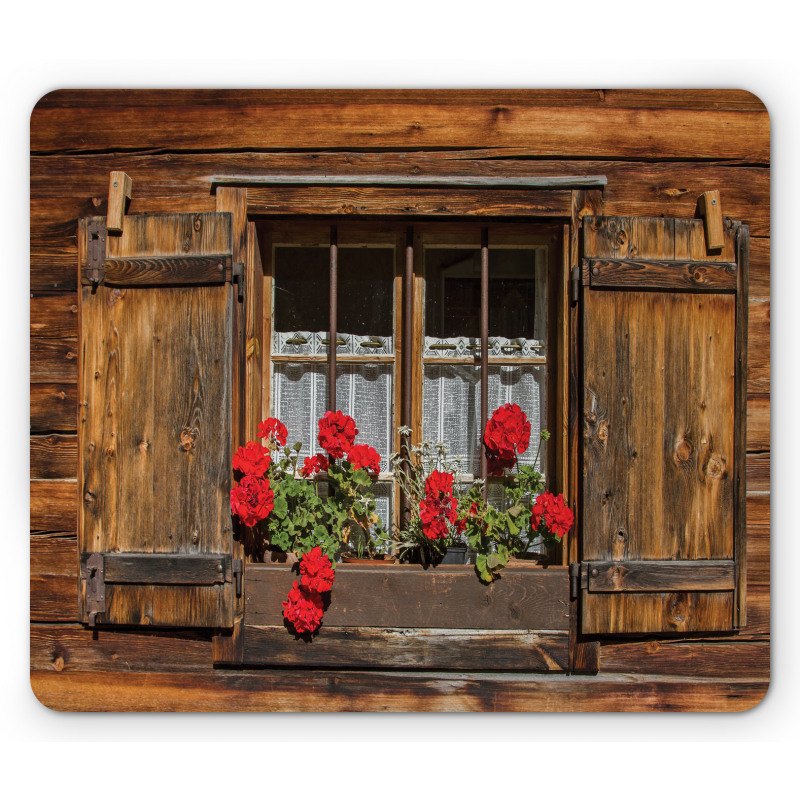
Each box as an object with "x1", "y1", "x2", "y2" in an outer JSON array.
[
  {"x1": 245, "y1": 563, "x2": 570, "y2": 631},
  {"x1": 94, "y1": 553, "x2": 231, "y2": 585},
  {"x1": 93, "y1": 254, "x2": 232, "y2": 286},
  {"x1": 587, "y1": 560, "x2": 735, "y2": 592},
  {"x1": 245, "y1": 186, "x2": 572, "y2": 217},
  {"x1": 30, "y1": 624, "x2": 213, "y2": 673},
  {"x1": 29, "y1": 668, "x2": 769, "y2": 712},
  {"x1": 585, "y1": 258, "x2": 737, "y2": 292},
  {"x1": 599, "y1": 639, "x2": 769, "y2": 679},
  {"x1": 30, "y1": 101, "x2": 769, "y2": 162},
  {"x1": 748, "y1": 300, "x2": 770, "y2": 394},
  {"x1": 747, "y1": 493, "x2": 770, "y2": 526},
  {"x1": 241, "y1": 626, "x2": 569, "y2": 671},
  {"x1": 30, "y1": 536, "x2": 78, "y2": 622},
  {"x1": 746, "y1": 451, "x2": 770, "y2": 492},
  {"x1": 30, "y1": 337, "x2": 77, "y2": 383},
  {"x1": 30, "y1": 479, "x2": 76, "y2": 532},
  {"x1": 747, "y1": 525, "x2": 770, "y2": 585},
  {"x1": 747, "y1": 394, "x2": 770, "y2": 451},
  {"x1": 749, "y1": 236, "x2": 769, "y2": 298},
  {"x1": 30, "y1": 434, "x2": 77, "y2": 479},
  {"x1": 30, "y1": 294, "x2": 78, "y2": 338},
  {"x1": 33, "y1": 89, "x2": 768, "y2": 111},
  {"x1": 30, "y1": 383, "x2": 77, "y2": 433}
]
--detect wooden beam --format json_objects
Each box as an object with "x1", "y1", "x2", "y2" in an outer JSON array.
[
  {"x1": 106, "y1": 171, "x2": 132, "y2": 233},
  {"x1": 699, "y1": 190, "x2": 725, "y2": 250}
]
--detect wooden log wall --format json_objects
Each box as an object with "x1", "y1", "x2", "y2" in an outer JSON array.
[{"x1": 29, "y1": 90, "x2": 770, "y2": 711}]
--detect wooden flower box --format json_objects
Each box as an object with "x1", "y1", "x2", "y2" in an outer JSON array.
[{"x1": 239, "y1": 561, "x2": 571, "y2": 671}]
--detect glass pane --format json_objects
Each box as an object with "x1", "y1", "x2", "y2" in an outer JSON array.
[
  {"x1": 425, "y1": 248, "x2": 480, "y2": 340},
  {"x1": 272, "y1": 362, "x2": 328, "y2": 463},
  {"x1": 488, "y1": 249, "x2": 547, "y2": 344},
  {"x1": 422, "y1": 364, "x2": 546, "y2": 476},
  {"x1": 338, "y1": 247, "x2": 394, "y2": 340},
  {"x1": 274, "y1": 246, "x2": 329, "y2": 335}
]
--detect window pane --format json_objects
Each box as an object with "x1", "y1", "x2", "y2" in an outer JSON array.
[
  {"x1": 338, "y1": 247, "x2": 394, "y2": 340},
  {"x1": 488, "y1": 249, "x2": 547, "y2": 344},
  {"x1": 423, "y1": 364, "x2": 546, "y2": 475},
  {"x1": 425, "y1": 248, "x2": 480, "y2": 340},
  {"x1": 274, "y1": 247, "x2": 329, "y2": 335},
  {"x1": 272, "y1": 362, "x2": 328, "y2": 462}
]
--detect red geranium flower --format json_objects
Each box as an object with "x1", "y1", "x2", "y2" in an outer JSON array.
[
  {"x1": 485, "y1": 447, "x2": 517, "y2": 476},
  {"x1": 299, "y1": 547, "x2": 336, "y2": 593},
  {"x1": 419, "y1": 470, "x2": 458, "y2": 540},
  {"x1": 425, "y1": 470, "x2": 454, "y2": 497},
  {"x1": 230, "y1": 475, "x2": 274, "y2": 527},
  {"x1": 282, "y1": 581, "x2": 325, "y2": 633},
  {"x1": 232, "y1": 440, "x2": 271, "y2": 477},
  {"x1": 257, "y1": 417, "x2": 288, "y2": 447},
  {"x1": 347, "y1": 443, "x2": 381, "y2": 477},
  {"x1": 300, "y1": 453, "x2": 329, "y2": 478},
  {"x1": 484, "y1": 403, "x2": 531, "y2": 457},
  {"x1": 532, "y1": 492, "x2": 574, "y2": 540},
  {"x1": 317, "y1": 410, "x2": 358, "y2": 459}
]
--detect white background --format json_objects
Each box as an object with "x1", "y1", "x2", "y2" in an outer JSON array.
[{"x1": 3, "y1": 2, "x2": 796, "y2": 796}]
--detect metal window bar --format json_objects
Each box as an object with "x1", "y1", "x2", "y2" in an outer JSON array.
[
  {"x1": 480, "y1": 228, "x2": 489, "y2": 498},
  {"x1": 328, "y1": 226, "x2": 338, "y2": 411},
  {"x1": 401, "y1": 226, "x2": 414, "y2": 528}
]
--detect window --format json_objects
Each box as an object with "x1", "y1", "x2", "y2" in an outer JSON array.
[{"x1": 260, "y1": 222, "x2": 563, "y2": 535}]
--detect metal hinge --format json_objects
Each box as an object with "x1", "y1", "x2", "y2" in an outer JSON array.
[
  {"x1": 232, "y1": 558, "x2": 243, "y2": 598},
  {"x1": 570, "y1": 265, "x2": 581, "y2": 304},
  {"x1": 85, "y1": 552, "x2": 106, "y2": 627},
  {"x1": 86, "y1": 220, "x2": 107, "y2": 288},
  {"x1": 232, "y1": 261, "x2": 245, "y2": 302}
]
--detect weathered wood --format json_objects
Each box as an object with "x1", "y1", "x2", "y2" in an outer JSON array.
[
  {"x1": 587, "y1": 561, "x2": 735, "y2": 592},
  {"x1": 698, "y1": 190, "x2": 724, "y2": 250},
  {"x1": 599, "y1": 639, "x2": 769, "y2": 679},
  {"x1": 79, "y1": 212, "x2": 236, "y2": 628},
  {"x1": 30, "y1": 383, "x2": 77, "y2": 433},
  {"x1": 30, "y1": 98, "x2": 769, "y2": 162},
  {"x1": 747, "y1": 394, "x2": 770, "y2": 451},
  {"x1": 246, "y1": 564, "x2": 570, "y2": 631},
  {"x1": 245, "y1": 186, "x2": 572, "y2": 218},
  {"x1": 747, "y1": 524, "x2": 770, "y2": 585},
  {"x1": 86, "y1": 254, "x2": 232, "y2": 287},
  {"x1": 29, "y1": 668, "x2": 769, "y2": 712},
  {"x1": 748, "y1": 300, "x2": 770, "y2": 393},
  {"x1": 746, "y1": 493, "x2": 770, "y2": 527},
  {"x1": 29, "y1": 337, "x2": 77, "y2": 383},
  {"x1": 30, "y1": 536, "x2": 78, "y2": 622},
  {"x1": 87, "y1": 553, "x2": 232, "y2": 585},
  {"x1": 106, "y1": 171, "x2": 132, "y2": 233},
  {"x1": 30, "y1": 434, "x2": 77, "y2": 479},
  {"x1": 241, "y1": 626, "x2": 569, "y2": 671},
  {"x1": 31, "y1": 624, "x2": 213, "y2": 673},
  {"x1": 30, "y1": 479, "x2": 76, "y2": 532},
  {"x1": 746, "y1": 452, "x2": 770, "y2": 492},
  {"x1": 585, "y1": 258, "x2": 736, "y2": 292},
  {"x1": 749, "y1": 236, "x2": 769, "y2": 298},
  {"x1": 30, "y1": 294, "x2": 78, "y2": 338}
]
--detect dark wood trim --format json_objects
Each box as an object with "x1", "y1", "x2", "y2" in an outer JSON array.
[
  {"x1": 584, "y1": 258, "x2": 737, "y2": 292},
  {"x1": 83, "y1": 254, "x2": 233, "y2": 287},
  {"x1": 245, "y1": 563, "x2": 570, "y2": 631},
  {"x1": 239, "y1": 626, "x2": 569, "y2": 671},
  {"x1": 81, "y1": 553, "x2": 233, "y2": 585},
  {"x1": 586, "y1": 560, "x2": 735, "y2": 593}
]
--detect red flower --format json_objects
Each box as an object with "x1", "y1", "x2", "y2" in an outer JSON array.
[
  {"x1": 532, "y1": 492, "x2": 574, "y2": 540},
  {"x1": 257, "y1": 417, "x2": 288, "y2": 447},
  {"x1": 299, "y1": 547, "x2": 336, "y2": 593},
  {"x1": 282, "y1": 581, "x2": 325, "y2": 633},
  {"x1": 317, "y1": 410, "x2": 358, "y2": 459},
  {"x1": 300, "y1": 453, "x2": 329, "y2": 478},
  {"x1": 485, "y1": 447, "x2": 517, "y2": 476},
  {"x1": 484, "y1": 403, "x2": 531, "y2": 457},
  {"x1": 230, "y1": 475, "x2": 274, "y2": 527},
  {"x1": 419, "y1": 470, "x2": 458, "y2": 540},
  {"x1": 232, "y1": 440, "x2": 271, "y2": 477},
  {"x1": 347, "y1": 443, "x2": 381, "y2": 477}
]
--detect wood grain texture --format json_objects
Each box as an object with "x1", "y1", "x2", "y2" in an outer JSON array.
[
  {"x1": 30, "y1": 383, "x2": 77, "y2": 433},
  {"x1": 585, "y1": 258, "x2": 736, "y2": 292},
  {"x1": 242, "y1": 626, "x2": 570, "y2": 671},
  {"x1": 30, "y1": 294, "x2": 78, "y2": 338},
  {"x1": 246, "y1": 564, "x2": 570, "y2": 631},
  {"x1": 79, "y1": 213, "x2": 235, "y2": 628},
  {"x1": 93, "y1": 254, "x2": 231, "y2": 287},
  {"x1": 30, "y1": 337, "x2": 77, "y2": 383},
  {"x1": 30, "y1": 97, "x2": 769, "y2": 162},
  {"x1": 29, "y1": 668, "x2": 769, "y2": 712},
  {"x1": 31, "y1": 537, "x2": 78, "y2": 621},
  {"x1": 747, "y1": 394, "x2": 770, "y2": 451},
  {"x1": 30, "y1": 434, "x2": 77, "y2": 479},
  {"x1": 748, "y1": 300, "x2": 770, "y2": 393},
  {"x1": 586, "y1": 561, "x2": 735, "y2": 592},
  {"x1": 30, "y1": 479, "x2": 76, "y2": 532}
]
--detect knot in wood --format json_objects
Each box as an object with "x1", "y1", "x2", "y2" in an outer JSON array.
[
  {"x1": 193, "y1": 216, "x2": 202, "y2": 232},
  {"x1": 597, "y1": 421, "x2": 608, "y2": 442},
  {"x1": 138, "y1": 439, "x2": 149, "y2": 453},
  {"x1": 52, "y1": 656, "x2": 64, "y2": 672},
  {"x1": 105, "y1": 447, "x2": 115, "y2": 459},
  {"x1": 674, "y1": 438, "x2": 693, "y2": 463},
  {"x1": 83, "y1": 491, "x2": 95, "y2": 503},
  {"x1": 706, "y1": 453, "x2": 727, "y2": 479},
  {"x1": 340, "y1": 204, "x2": 356, "y2": 214},
  {"x1": 180, "y1": 427, "x2": 198, "y2": 452}
]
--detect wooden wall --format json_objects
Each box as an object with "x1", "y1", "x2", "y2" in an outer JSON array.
[{"x1": 29, "y1": 90, "x2": 770, "y2": 711}]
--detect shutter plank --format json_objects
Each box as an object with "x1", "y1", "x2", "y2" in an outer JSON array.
[{"x1": 581, "y1": 216, "x2": 742, "y2": 634}]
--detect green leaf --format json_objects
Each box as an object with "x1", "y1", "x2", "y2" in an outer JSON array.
[{"x1": 272, "y1": 494, "x2": 288, "y2": 519}]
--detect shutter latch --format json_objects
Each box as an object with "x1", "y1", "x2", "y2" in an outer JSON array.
[
  {"x1": 570, "y1": 265, "x2": 581, "y2": 304},
  {"x1": 85, "y1": 220, "x2": 107, "y2": 289},
  {"x1": 85, "y1": 552, "x2": 106, "y2": 627},
  {"x1": 232, "y1": 262, "x2": 245, "y2": 302},
  {"x1": 232, "y1": 558, "x2": 243, "y2": 598}
]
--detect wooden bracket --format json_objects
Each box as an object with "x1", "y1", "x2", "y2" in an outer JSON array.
[
  {"x1": 698, "y1": 190, "x2": 724, "y2": 251},
  {"x1": 107, "y1": 171, "x2": 133, "y2": 233}
]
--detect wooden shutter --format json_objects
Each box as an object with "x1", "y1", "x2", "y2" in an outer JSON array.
[
  {"x1": 578, "y1": 216, "x2": 748, "y2": 634},
  {"x1": 78, "y1": 212, "x2": 240, "y2": 628}
]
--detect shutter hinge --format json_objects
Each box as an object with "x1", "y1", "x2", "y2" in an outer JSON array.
[
  {"x1": 232, "y1": 558, "x2": 243, "y2": 598},
  {"x1": 569, "y1": 562, "x2": 580, "y2": 601},
  {"x1": 232, "y1": 261, "x2": 245, "y2": 302},
  {"x1": 85, "y1": 552, "x2": 106, "y2": 627},
  {"x1": 570, "y1": 265, "x2": 581, "y2": 304},
  {"x1": 86, "y1": 220, "x2": 107, "y2": 288}
]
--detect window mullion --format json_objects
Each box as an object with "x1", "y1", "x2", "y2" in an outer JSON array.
[
  {"x1": 328, "y1": 225, "x2": 337, "y2": 411},
  {"x1": 480, "y1": 227, "x2": 489, "y2": 497}
]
